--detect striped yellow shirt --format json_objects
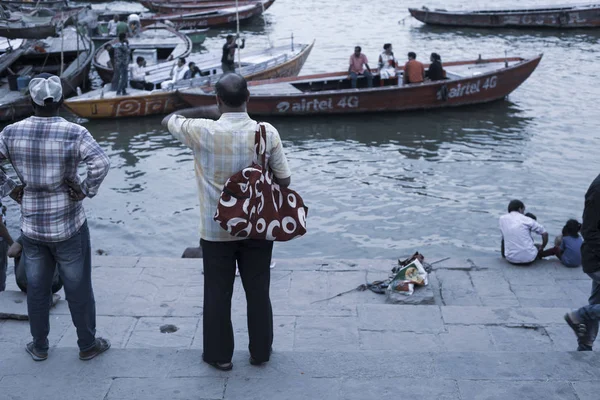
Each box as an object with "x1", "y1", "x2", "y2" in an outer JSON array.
[{"x1": 168, "y1": 112, "x2": 291, "y2": 242}]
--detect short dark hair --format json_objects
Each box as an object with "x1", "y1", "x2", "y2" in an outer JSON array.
[
  {"x1": 383, "y1": 43, "x2": 391, "y2": 50},
  {"x1": 525, "y1": 212, "x2": 537, "y2": 221},
  {"x1": 408, "y1": 52, "x2": 417, "y2": 59},
  {"x1": 136, "y1": 56, "x2": 144, "y2": 63},
  {"x1": 179, "y1": 57, "x2": 186, "y2": 64},
  {"x1": 118, "y1": 32, "x2": 127, "y2": 41},
  {"x1": 226, "y1": 34, "x2": 234, "y2": 40},
  {"x1": 188, "y1": 62, "x2": 195, "y2": 68},
  {"x1": 562, "y1": 219, "x2": 581, "y2": 237},
  {"x1": 508, "y1": 199, "x2": 525, "y2": 213},
  {"x1": 431, "y1": 52, "x2": 441, "y2": 61},
  {"x1": 215, "y1": 73, "x2": 248, "y2": 107},
  {"x1": 355, "y1": 46, "x2": 361, "y2": 52}
]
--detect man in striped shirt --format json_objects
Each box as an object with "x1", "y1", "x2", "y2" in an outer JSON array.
[
  {"x1": 163, "y1": 73, "x2": 291, "y2": 371},
  {"x1": 0, "y1": 74, "x2": 111, "y2": 361}
]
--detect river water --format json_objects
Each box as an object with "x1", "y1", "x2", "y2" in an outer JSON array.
[{"x1": 3, "y1": 0, "x2": 600, "y2": 259}]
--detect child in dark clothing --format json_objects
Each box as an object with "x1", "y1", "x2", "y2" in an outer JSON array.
[{"x1": 539, "y1": 219, "x2": 583, "y2": 268}]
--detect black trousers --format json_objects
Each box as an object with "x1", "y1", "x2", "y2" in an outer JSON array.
[
  {"x1": 200, "y1": 239, "x2": 273, "y2": 363},
  {"x1": 130, "y1": 80, "x2": 154, "y2": 91}
]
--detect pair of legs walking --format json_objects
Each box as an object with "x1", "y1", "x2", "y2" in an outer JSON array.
[
  {"x1": 566, "y1": 270, "x2": 600, "y2": 351},
  {"x1": 22, "y1": 221, "x2": 109, "y2": 360},
  {"x1": 201, "y1": 239, "x2": 273, "y2": 367}
]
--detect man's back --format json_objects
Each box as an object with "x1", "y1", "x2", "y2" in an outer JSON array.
[
  {"x1": 499, "y1": 211, "x2": 545, "y2": 264},
  {"x1": 582, "y1": 173, "x2": 600, "y2": 272},
  {"x1": 404, "y1": 59, "x2": 424, "y2": 83},
  {"x1": 168, "y1": 113, "x2": 290, "y2": 242},
  {"x1": 0, "y1": 116, "x2": 110, "y2": 242}
]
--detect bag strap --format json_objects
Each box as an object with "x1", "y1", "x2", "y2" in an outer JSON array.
[{"x1": 254, "y1": 122, "x2": 267, "y2": 169}]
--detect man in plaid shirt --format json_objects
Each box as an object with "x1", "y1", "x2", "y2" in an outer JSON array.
[{"x1": 0, "y1": 74, "x2": 111, "y2": 361}]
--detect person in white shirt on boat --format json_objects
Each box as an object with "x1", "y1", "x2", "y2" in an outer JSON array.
[
  {"x1": 378, "y1": 43, "x2": 397, "y2": 80},
  {"x1": 107, "y1": 15, "x2": 119, "y2": 37},
  {"x1": 164, "y1": 57, "x2": 188, "y2": 89},
  {"x1": 130, "y1": 56, "x2": 154, "y2": 91}
]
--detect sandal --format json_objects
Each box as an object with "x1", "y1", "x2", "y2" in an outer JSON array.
[
  {"x1": 206, "y1": 361, "x2": 233, "y2": 371},
  {"x1": 79, "y1": 337, "x2": 111, "y2": 361}
]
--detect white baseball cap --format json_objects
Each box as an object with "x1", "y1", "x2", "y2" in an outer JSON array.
[{"x1": 29, "y1": 74, "x2": 63, "y2": 106}]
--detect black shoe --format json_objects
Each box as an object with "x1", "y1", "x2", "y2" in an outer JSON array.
[
  {"x1": 205, "y1": 360, "x2": 233, "y2": 371},
  {"x1": 249, "y1": 347, "x2": 272, "y2": 366},
  {"x1": 564, "y1": 313, "x2": 588, "y2": 338},
  {"x1": 25, "y1": 342, "x2": 48, "y2": 361},
  {"x1": 79, "y1": 337, "x2": 111, "y2": 361}
]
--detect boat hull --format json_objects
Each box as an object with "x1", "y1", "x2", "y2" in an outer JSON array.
[
  {"x1": 179, "y1": 56, "x2": 542, "y2": 116},
  {"x1": 64, "y1": 41, "x2": 313, "y2": 119},
  {"x1": 409, "y1": 6, "x2": 600, "y2": 28},
  {"x1": 140, "y1": 0, "x2": 275, "y2": 29}
]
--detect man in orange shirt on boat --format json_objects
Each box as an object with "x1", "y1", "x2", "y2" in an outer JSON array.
[
  {"x1": 403, "y1": 52, "x2": 425, "y2": 85},
  {"x1": 348, "y1": 46, "x2": 373, "y2": 89}
]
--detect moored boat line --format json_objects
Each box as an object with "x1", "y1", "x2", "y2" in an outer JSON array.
[{"x1": 63, "y1": 41, "x2": 314, "y2": 119}]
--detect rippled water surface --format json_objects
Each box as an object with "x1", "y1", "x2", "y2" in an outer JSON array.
[{"x1": 4, "y1": 0, "x2": 600, "y2": 259}]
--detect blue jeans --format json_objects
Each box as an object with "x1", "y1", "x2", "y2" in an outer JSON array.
[
  {"x1": 22, "y1": 221, "x2": 96, "y2": 352},
  {"x1": 0, "y1": 240, "x2": 7, "y2": 291},
  {"x1": 575, "y1": 270, "x2": 600, "y2": 350},
  {"x1": 116, "y1": 64, "x2": 128, "y2": 94},
  {"x1": 350, "y1": 70, "x2": 373, "y2": 89}
]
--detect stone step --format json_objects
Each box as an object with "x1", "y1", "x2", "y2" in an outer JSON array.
[{"x1": 0, "y1": 348, "x2": 598, "y2": 400}]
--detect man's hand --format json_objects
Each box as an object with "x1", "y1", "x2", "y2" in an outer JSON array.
[
  {"x1": 9, "y1": 185, "x2": 24, "y2": 204},
  {"x1": 65, "y1": 179, "x2": 86, "y2": 201},
  {"x1": 7, "y1": 241, "x2": 22, "y2": 258}
]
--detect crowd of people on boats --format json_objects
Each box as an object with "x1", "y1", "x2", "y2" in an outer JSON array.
[{"x1": 348, "y1": 44, "x2": 447, "y2": 88}]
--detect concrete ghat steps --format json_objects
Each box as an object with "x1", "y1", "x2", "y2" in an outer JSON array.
[{"x1": 0, "y1": 256, "x2": 597, "y2": 399}]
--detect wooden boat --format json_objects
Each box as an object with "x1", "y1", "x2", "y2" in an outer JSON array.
[
  {"x1": 0, "y1": 36, "x2": 23, "y2": 53},
  {"x1": 0, "y1": 0, "x2": 67, "y2": 9},
  {"x1": 140, "y1": 0, "x2": 239, "y2": 8},
  {"x1": 145, "y1": 0, "x2": 270, "y2": 14},
  {"x1": 408, "y1": 4, "x2": 600, "y2": 28},
  {"x1": 0, "y1": 26, "x2": 94, "y2": 121},
  {"x1": 178, "y1": 55, "x2": 542, "y2": 116},
  {"x1": 140, "y1": 0, "x2": 275, "y2": 29},
  {"x1": 63, "y1": 40, "x2": 314, "y2": 119},
  {"x1": 0, "y1": 7, "x2": 84, "y2": 39},
  {"x1": 180, "y1": 28, "x2": 209, "y2": 45},
  {"x1": 93, "y1": 23, "x2": 192, "y2": 84}
]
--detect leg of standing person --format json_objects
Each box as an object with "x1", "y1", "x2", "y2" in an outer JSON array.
[
  {"x1": 237, "y1": 239, "x2": 273, "y2": 364},
  {"x1": 364, "y1": 69, "x2": 373, "y2": 88},
  {"x1": 200, "y1": 239, "x2": 237, "y2": 367},
  {"x1": 53, "y1": 222, "x2": 99, "y2": 353},
  {"x1": 350, "y1": 71, "x2": 358, "y2": 89},
  {"x1": 118, "y1": 64, "x2": 128, "y2": 95},
  {"x1": 111, "y1": 70, "x2": 119, "y2": 92},
  {"x1": 566, "y1": 271, "x2": 600, "y2": 350},
  {"x1": 0, "y1": 240, "x2": 7, "y2": 291},
  {"x1": 21, "y1": 235, "x2": 56, "y2": 359}
]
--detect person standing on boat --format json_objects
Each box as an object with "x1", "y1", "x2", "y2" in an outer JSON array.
[
  {"x1": 0, "y1": 73, "x2": 111, "y2": 362},
  {"x1": 162, "y1": 73, "x2": 292, "y2": 371},
  {"x1": 113, "y1": 33, "x2": 131, "y2": 96},
  {"x1": 221, "y1": 34, "x2": 245, "y2": 74},
  {"x1": 348, "y1": 46, "x2": 373, "y2": 89},
  {"x1": 403, "y1": 52, "x2": 425, "y2": 84},
  {"x1": 116, "y1": 16, "x2": 130, "y2": 38},
  {"x1": 378, "y1": 43, "x2": 397, "y2": 80},
  {"x1": 107, "y1": 14, "x2": 119, "y2": 37},
  {"x1": 426, "y1": 52, "x2": 446, "y2": 81}
]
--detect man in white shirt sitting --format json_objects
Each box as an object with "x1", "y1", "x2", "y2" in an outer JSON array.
[
  {"x1": 499, "y1": 199, "x2": 549, "y2": 265},
  {"x1": 129, "y1": 56, "x2": 153, "y2": 91},
  {"x1": 163, "y1": 57, "x2": 187, "y2": 89}
]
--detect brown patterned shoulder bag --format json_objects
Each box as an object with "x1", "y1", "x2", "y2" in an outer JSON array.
[{"x1": 214, "y1": 123, "x2": 308, "y2": 241}]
